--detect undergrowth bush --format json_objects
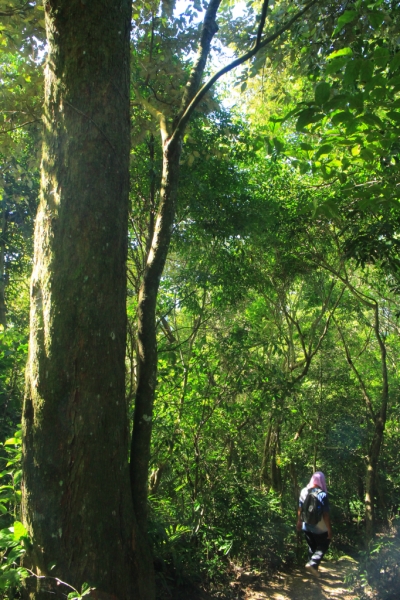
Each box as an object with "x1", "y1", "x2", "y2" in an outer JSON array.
[
  {"x1": 0, "y1": 428, "x2": 30, "y2": 598},
  {"x1": 149, "y1": 485, "x2": 292, "y2": 590},
  {"x1": 356, "y1": 525, "x2": 400, "y2": 600}
]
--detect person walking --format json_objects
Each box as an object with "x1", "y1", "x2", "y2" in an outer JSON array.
[{"x1": 296, "y1": 471, "x2": 332, "y2": 577}]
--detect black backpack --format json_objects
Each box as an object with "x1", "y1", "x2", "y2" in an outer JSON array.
[{"x1": 301, "y1": 488, "x2": 322, "y2": 525}]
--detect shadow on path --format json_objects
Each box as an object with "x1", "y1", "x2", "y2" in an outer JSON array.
[{"x1": 243, "y1": 558, "x2": 358, "y2": 600}]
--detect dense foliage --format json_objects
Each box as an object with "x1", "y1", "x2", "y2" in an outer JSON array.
[{"x1": 0, "y1": 0, "x2": 400, "y2": 598}]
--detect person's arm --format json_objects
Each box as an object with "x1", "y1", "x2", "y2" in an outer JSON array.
[
  {"x1": 296, "y1": 506, "x2": 303, "y2": 531},
  {"x1": 323, "y1": 511, "x2": 333, "y2": 539}
]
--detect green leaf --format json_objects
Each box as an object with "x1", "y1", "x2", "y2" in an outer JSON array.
[
  {"x1": 81, "y1": 583, "x2": 93, "y2": 596},
  {"x1": 326, "y1": 57, "x2": 351, "y2": 75},
  {"x1": 360, "y1": 147, "x2": 375, "y2": 162},
  {"x1": 327, "y1": 48, "x2": 353, "y2": 61},
  {"x1": 331, "y1": 111, "x2": 354, "y2": 126},
  {"x1": 0, "y1": 529, "x2": 16, "y2": 548},
  {"x1": 343, "y1": 61, "x2": 360, "y2": 87},
  {"x1": 13, "y1": 521, "x2": 28, "y2": 541},
  {"x1": 336, "y1": 10, "x2": 357, "y2": 30},
  {"x1": 360, "y1": 113, "x2": 383, "y2": 128},
  {"x1": 360, "y1": 60, "x2": 374, "y2": 83},
  {"x1": 6, "y1": 545, "x2": 25, "y2": 564},
  {"x1": 368, "y1": 10, "x2": 384, "y2": 29},
  {"x1": 345, "y1": 120, "x2": 360, "y2": 136},
  {"x1": 389, "y1": 53, "x2": 400, "y2": 73},
  {"x1": 374, "y1": 46, "x2": 390, "y2": 68},
  {"x1": 273, "y1": 137, "x2": 284, "y2": 153},
  {"x1": 4, "y1": 438, "x2": 18, "y2": 446},
  {"x1": 315, "y1": 82, "x2": 330, "y2": 105},
  {"x1": 281, "y1": 107, "x2": 301, "y2": 123},
  {"x1": 370, "y1": 87, "x2": 387, "y2": 101},
  {"x1": 348, "y1": 93, "x2": 364, "y2": 111},
  {"x1": 299, "y1": 161, "x2": 310, "y2": 174},
  {"x1": 316, "y1": 199, "x2": 340, "y2": 220},
  {"x1": 315, "y1": 144, "x2": 333, "y2": 158},
  {"x1": 0, "y1": 570, "x2": 21, "y2": 591},
  {"x1": 387, "y1": 111, "x2": 400, "y2": 124},
  {"x1": 324, "y1": 94, "x2": 349, "y2": 111},
  {"x1": 295, "y1": 108, "x2": 316, "y2": 131}
]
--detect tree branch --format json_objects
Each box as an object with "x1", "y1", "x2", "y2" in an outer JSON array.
[
  {"x1": 133, "y1": 86, "x2": 169, "y2": 144},
  {"x1": 294, "y1": 421, "x2": 307, "y2": 441},
  {"x1": 283, "y1": 309, "x2": 309, "y2": 363},
  {"x1": 334, "y1": 316, "x2": 376, "y2": 423},
  {"x1": 310, "y1": 257, "x2": 375, "y2": 309},
  {"x1": 0, "y1": 2, "x2": 32, "y2": 17},
  {"x1": 0, "y1": 119, "x2": 41, "y2": 134},
  {"x1": 372, "y1": 303, "x2": 389, "y2": 424},
  {"x1": 176, "y1": 0, "x2": 222, "y2": 122},
  {"x1": 291, "y1": 286, "x2": 345, "y2": 385},
  {"x1": 169, "y1": 0, "x2": 319, "y2": 143},
  {"x1": 256, "y1": 0, "x2": 270, "y2": 46}
]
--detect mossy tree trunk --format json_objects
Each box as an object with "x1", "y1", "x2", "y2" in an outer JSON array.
[{"x1": 21, "y1": 1, "x2": 153, "y2": 598}]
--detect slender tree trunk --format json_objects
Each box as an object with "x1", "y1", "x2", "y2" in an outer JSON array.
[
  {"x1": 0, "y1": 203, "x2": 7, "y2": 328},
  {"x1": 129, "y1": 0, "x2": 316, "y2": 577},
  {"x1": 364, "y1": 305, "x2": 389, "y2": 543},
  {"x1": 313, "y1": 443, "x2": 317, "y2": 473},
  {"x1": 271, "y1": 424, "x2": 282, "y2": 494},
  {"x1": 260, "y1": 422, "x2": 273, "y2": 489},
  {"x1": 334, "y1": 299, "x2": 389, "y2": 544},
  {"x1": 130, "y1": 140, "x2": 181, "y2": 531},
  {"x1": 260, "y1": 421, "x2": 282, "y2": 493},
  {"x1": 21, "y1": 1, "x2": 152, "y2": 598},
  {"x1": 289, "y1": 462, "x2": 300, "y2": 505},
  {"x1": 365, "y1": 416, "x2": 385, "y2": 542}
]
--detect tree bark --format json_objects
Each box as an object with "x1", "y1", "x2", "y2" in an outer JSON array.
[
  {"x1": 21, "y1": 1, "x2": 153, "y2": 598},
  {"x1": 130, "y1": 139, "x2": 181, "y2": 532},
  {"x1": 0, "y1": 203, "x2": 7, "y2": 329},
  {"x1": 365, "y1": 418, "x2": 385, "y2": 542},
  {"x1": 333, "y1": 290, "x2": 389, "y2": 543},
  {"x1": 260, "y1": 422, "x2": 273, "y2": 489}
]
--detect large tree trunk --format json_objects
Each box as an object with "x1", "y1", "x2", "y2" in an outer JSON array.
[{"x1": 21, "y1": 1, "x2": 152, "y2": 598}]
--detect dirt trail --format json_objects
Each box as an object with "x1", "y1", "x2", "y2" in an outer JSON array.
[{"x1": 242, "y1": 558, "x2": 358, "y2": 600}]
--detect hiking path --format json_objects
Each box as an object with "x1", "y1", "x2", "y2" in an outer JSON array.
[{"x1": 239, "y1": 558, "x2": 359, "y2": 600}]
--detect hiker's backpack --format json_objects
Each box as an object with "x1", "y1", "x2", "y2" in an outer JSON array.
[{"x1": 301, "y1": 488, "x2": 322, "y2": 525}]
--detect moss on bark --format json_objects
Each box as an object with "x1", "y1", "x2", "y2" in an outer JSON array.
[{"x1": 22, "y1": 2, "x2": 153, "y2": 598}]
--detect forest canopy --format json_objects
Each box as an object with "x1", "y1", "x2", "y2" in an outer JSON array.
[{"x1": 0, "y1": 0, "x2": 400, "y2": 599}]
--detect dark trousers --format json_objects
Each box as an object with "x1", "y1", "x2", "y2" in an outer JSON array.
[{"x1": 303, "y1": 531, "x2": 330, "y2": 569}]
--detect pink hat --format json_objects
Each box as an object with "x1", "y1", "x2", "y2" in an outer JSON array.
[{"x1": 307, "y1": 471, "x2": 328, "y2": 493}]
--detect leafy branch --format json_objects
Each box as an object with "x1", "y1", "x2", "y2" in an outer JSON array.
[{"x1": 170, "y1": 0, "x2": 319, "y2": 143}]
